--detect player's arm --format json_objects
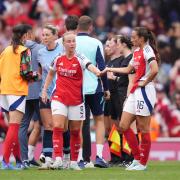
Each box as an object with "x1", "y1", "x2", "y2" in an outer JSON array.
[
  {"x1": 139, "y1": 46, "x2": 158, "y2": 87},
  {"x1": 78, "y1": 53, "x2": 101, "y2": 76},
  {"x1": 86, "y1": 63, "x2": 101, "y2": 77},
  {"x1": 42, "y1": 69, "x2": 56, "y2": 103},
  {"x1": 139, "y1": 60, "x2": 158, "y2": 87},
  {"x1": 102, "y1": 63, "x2": 134, "y2": 75},
  {"x1": 42, "y1": 69, "x2": 56, "y2": 92},
  {"x1": 127, "y1": 73, "x2": 134, "y2": 96},
  {"x1": 42, "y1": 58, "x2": 57, "y2": 103}
]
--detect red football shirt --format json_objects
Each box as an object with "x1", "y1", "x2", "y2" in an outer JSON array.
[
  {"x1": 130, "y1": 44, "x2": 156, "y2": 93},
  {"x1": 51, "y1": 53, "x2": 90, "y2": 105}
]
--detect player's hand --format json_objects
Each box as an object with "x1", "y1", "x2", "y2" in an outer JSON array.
[
  {"x1": 138, "y1": 81, "x2": 146, "y2": 87},
  {"x1": 107, "y1": 72, "x2": 116, "y2": 80},
  {"x1": 100, "y1": 67, "x2": 109, "y2": 76},
  {"x1": 95, "y1": 70, "x2": 101, "y2": 77},
  {"x1": 104, "y1": 90, "x2": 110, "y2": 100}
]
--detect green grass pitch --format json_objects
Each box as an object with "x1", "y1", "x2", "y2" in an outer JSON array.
[{"x1": 0, "y1": 161, "x2": 179, "y2": 180}]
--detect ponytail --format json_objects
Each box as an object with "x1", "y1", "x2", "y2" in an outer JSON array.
[{"x1": 148, "y1": 30, "x2": 161, "y2": 65}]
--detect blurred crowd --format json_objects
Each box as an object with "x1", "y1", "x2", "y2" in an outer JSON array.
[{"x1": 0, "y1": 0, "x2": 180, "y2": 138}]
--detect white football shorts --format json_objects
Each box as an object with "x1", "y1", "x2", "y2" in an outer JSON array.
[
  {"x1": 0, "y1": 95, "x2": 26, "y2": 113},
  {"x1": 123, "y1": 83, "x2": 156, "y2": 116},
  {"x1": 51, "y1": 100, "x2": 85, "y2": 120}
]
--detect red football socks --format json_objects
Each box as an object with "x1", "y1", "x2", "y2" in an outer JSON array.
[
  {"x1": 3, "y1": 123, "x2": 20, "y2": 163},
  {"x1": 124, "y1": 128, "x2": 140, "y2": 160},
  {"x1": 70, "y1": 130, "x2": 81, "y2": 161},
  {"x1": 53, "y1": 127, "x2": 63, "y2": 158},
  {"x1": 140, "y1": 133, "x2": 151, "y2": 165}
]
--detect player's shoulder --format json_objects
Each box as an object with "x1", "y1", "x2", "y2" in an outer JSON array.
[
  {"x1": 143, "y1": 44, "x2": 154, "y2": 53},
  {"x1": 56, "y1": 52, "x2": 66, "y2": 60},
  {"x1": 51, "y1": 53, "x2": 63, "y2": 66}
]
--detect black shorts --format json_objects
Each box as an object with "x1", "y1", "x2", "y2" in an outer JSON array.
[
  {"x1": 39, "y1": 97, "x2": 51, "y2": 109},
  {"x1": 85, "y1": 92, "x2": 104, "y2": 116},
  {"x1": 110, "y1": 88, "x2": 127, "y2": 120}
]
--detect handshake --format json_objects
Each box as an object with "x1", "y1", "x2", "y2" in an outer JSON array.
[{"x1": 96, "y1": 67, "x2": 112, "y2": 77}]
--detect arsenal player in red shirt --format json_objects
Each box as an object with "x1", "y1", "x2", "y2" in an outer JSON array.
[{"x1": 42, "y1": 31, "x2": 100, "y2": 170}]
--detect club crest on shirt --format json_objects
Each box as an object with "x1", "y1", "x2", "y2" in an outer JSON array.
[{"x1": 72, "y1": 64, "x2": 78, "y2": 67}]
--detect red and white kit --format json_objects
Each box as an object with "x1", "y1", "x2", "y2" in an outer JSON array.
[
  {"x1": 50, "y1": 52, "x2": 91, "y2": 120},
  {"x1": 124, "y1": 44, "x2": 157, "y2": 116}
]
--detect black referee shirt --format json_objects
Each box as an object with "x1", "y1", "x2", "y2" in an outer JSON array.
[{"x1": 107, "y1": 54, "x2": 133, "y2": 92}]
